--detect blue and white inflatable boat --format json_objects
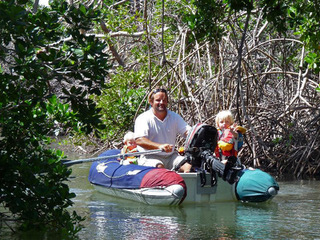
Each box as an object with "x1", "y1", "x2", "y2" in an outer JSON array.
[{"x1": 88, "y1": 124, "x2": 279, "y2": 206}]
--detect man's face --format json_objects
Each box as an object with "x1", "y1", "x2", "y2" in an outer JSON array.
[{"x1": 151, "y1": 92, "x2": 168, "y2": 113}]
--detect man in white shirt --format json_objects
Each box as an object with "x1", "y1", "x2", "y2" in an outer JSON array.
[{"x1": 134, "y1": 87, "x2": 192, "y2": 172}]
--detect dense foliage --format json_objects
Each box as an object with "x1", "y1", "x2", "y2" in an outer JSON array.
[
  {"x1": 96, "y1": 69, "x2": 146, "y2": 141},
  {"x1": 0, "y1": 0, "x2": 109, "y2": 236},
  {"x1": 92, "y1": 0, "x2": 319, "y2": 178}
]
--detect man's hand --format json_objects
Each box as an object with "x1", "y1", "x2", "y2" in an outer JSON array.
[
  {"x1": 136, "y1": 137, "x2": 173, "y2": 153},
  {"x1": 159, "y1": 143, "x2": 173, "y2": 153}
]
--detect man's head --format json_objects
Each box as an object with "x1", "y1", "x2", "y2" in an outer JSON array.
[
  {"x1": 148, "y1": 87, "x2": 168, "y2": 103},
  {"x1": 148, "y1": 87, "x2": 168, "y2": 115}
]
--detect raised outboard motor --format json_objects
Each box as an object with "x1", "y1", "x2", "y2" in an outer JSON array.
[
  {"x1": 184, "y1": 123, "x2": 279, "y2": 202},
  {"x1": 184, "y1": 123, "x2": 218, "y2": 167},
  {"x1": 184, "y1": 123, "x2": 240, "y2": 184}
]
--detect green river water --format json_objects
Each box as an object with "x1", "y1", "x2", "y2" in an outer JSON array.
[{"x1": 2, "y1": 161, "x2": 320, "y2": 240}]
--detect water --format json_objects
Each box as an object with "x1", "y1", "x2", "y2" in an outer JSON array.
[
  {"x1": 2, "y1": 161, "x2": 320, "y2": 239},
  {"x1": 68, "y1": 163, "x2": 320, "y2": 240}
]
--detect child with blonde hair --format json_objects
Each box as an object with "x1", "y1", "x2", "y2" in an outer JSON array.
[
  {"x1": 120, "y1": 131, "x2": 138, "y2": 164},
  {"x1": 214, "y1": 110, "x2": 246, "y2": 164}
]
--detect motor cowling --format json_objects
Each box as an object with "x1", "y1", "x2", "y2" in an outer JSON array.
[
  {"x1": 184, "y1": 123, "x2": 218, "y2": 167},
  {"x1": 185, "y1": 123, "x2": 241, "y2": 185}
]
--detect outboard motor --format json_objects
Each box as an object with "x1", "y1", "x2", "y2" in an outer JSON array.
[
  {"x1": 184, "y1": 123, "x2": 241, "y2": 184},
  {"x1": 184, "y1": 123, "x2": 218, "y2": 167},
  {"x1": 184, "y1": 123, "x2": 279, "y2": 202}
]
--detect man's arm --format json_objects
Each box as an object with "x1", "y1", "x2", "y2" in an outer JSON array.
[{"x1": 136, "y1": 137, "x2": 173, "y2": 153}]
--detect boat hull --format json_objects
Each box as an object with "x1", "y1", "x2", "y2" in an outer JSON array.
[
  {"x1": 88, "y1": 149, "x2": 187, "y2": 206},
  {"x1": 93, "y1": 184, "x2": 185, "y2": 206},
  {"x1": 179, "y1": 172, "x2": 237, "y2": 203},
  {"x1": 89, "y1": 149, "x2": 279, "y2": 205},
  {"x1": 92, "y1": 168, "x2": 278, "y2": 205},
  {"x1": 180, "y1": 168, "x2": 279, "y2": 203}
]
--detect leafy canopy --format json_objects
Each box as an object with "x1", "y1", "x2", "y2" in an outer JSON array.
[
  {"x1": 0, "y1": 0, "x2": 109, "y2": 236},
  {"x1": 183, "y1": 0, "x2": 320, "y2": 74}
]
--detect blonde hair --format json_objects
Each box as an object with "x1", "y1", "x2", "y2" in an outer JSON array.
[
  {"x1": 123, "y1": 131, "x2": 135, "y2": 143},
  {"x1": 215, "y1": 110, "x2": 234, "y2": 128}
]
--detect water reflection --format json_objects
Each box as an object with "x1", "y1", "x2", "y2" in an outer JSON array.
[
  {"x1": 76, "y1": 191, "x2": 280, "y2": 239},
  {"x1": 84, "y1": 192, "x2": 186, "y2": 239},
  {"x1": 234, "y1": 203, "x2": 279, "y2": 239}
]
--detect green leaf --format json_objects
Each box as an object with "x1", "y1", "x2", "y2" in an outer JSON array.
[{"x1": 79, "y1": 4, "x2": 86, "y2": 14}]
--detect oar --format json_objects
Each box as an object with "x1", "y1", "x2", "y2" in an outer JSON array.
[{"x1": 61, "y1": 149, "x2": 164, "y2": 166}]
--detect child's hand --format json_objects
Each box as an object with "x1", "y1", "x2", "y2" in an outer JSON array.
[
  {"x1": 229, "y1": 124, "x2": 239, "y2": 139},
  {"x1": 236, "y1": 126, "x2": 247, "y2": 134}
]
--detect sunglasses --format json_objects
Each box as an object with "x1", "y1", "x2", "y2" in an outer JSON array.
[{"x1": 153, "y1": 88, "x2": 167, "y2": 94}]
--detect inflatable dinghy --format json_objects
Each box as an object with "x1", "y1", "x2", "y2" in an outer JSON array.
[{"x1": 88, "y1": 124, "x2": 279, "y2": 205}]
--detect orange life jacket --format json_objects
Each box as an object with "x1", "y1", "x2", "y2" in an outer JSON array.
[
  {"x1": 120, "y1": 145, "x2": 138, "y2": 164},
  {"x1": 215, "y1": 128, "x2": 237, "y2": 158}
]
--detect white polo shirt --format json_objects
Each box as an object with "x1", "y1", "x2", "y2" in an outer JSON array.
[{"x1": 134, "y1": 109, "x2": 190, "y2": 156}]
